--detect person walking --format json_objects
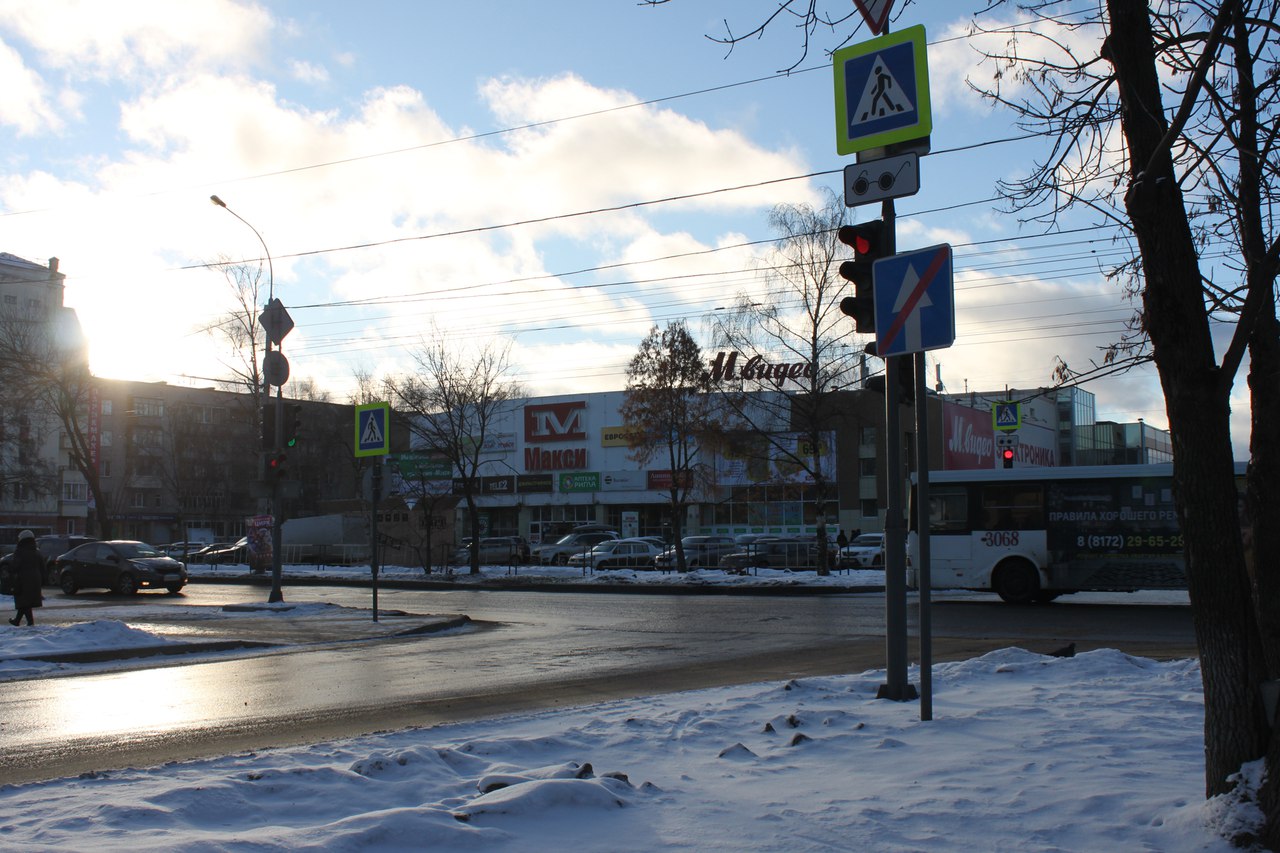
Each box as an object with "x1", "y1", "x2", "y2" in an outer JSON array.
[
  {"x1": 9, "y1": 529, "x2": 44, "y2": 626},
  {"x1": 836, "y1": 529, "x2": 849, "y2": 549}
]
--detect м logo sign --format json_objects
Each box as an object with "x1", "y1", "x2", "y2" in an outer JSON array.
[{"x1": 524, "y1": 401, "x2": 587, "y2": 443}]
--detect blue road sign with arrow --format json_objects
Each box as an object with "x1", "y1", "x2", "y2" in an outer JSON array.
[{"x1": 873, "y1": 243, "x2": 955, "y2": 357}]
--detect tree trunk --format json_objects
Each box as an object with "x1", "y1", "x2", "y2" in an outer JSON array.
[{"x1": 1106, "y1": 0, "x2": 1269, "y2": 797}]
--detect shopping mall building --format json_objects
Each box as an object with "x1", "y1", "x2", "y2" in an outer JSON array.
[{"x1": 398, "y1": 380, "x2": 1166, "y2": 545}]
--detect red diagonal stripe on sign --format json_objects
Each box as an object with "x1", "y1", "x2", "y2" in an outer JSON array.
[{"x1": 880, "y1": 246, "x2": 948, "y2": 353}]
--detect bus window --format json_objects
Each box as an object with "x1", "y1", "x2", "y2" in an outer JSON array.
[
  {"x1": 930, "y1": 487, "x2": 969, "y2": 534},
  {"x1": 979, "y1": 484, "x2": 1045, "y2": 530}
]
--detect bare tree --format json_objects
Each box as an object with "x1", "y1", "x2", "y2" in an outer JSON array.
[
  {"x1": 620, "y1": 321, "x2": 723, "y2": 570},
  {"x1": 387, "y1": 337, "x2": 522, "y2": 575},
  {"x1": 667, "y1": 0, "x2": 1280, "y2": 841},
  {"x1": 204, "y1": 259, "x2": 268, "y2": 408},
  {"x1": 709, "y1": 190, "x2": 861, "y2": 573},
  {"x1": 0, "y1": 306, "x2": 114, "y2": 537}
]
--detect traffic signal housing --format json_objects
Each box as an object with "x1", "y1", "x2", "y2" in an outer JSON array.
[
  {"x1": 260, "y1": 404, "x2": 276, "y2": 451},
  {"x1": 1001, "y1": 447, "x2": 1015, "y2": 469},
  {"x1": 838, "y1": 220, "x2": 887, "y2": 334},
  {"x1": 284, "y1": 404, "x2": 302, "y2": 448}
]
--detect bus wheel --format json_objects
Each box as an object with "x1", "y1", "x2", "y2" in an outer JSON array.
[{"x1": 993, "y1": 559, "x2": 1040, "y2": 605}]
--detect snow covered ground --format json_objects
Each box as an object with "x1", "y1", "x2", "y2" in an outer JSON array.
[{"x1": 0, "y1": 567, "x2": 1249, "y2": 851}]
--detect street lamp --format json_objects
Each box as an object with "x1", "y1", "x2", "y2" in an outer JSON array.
[{"x1": 211, "y1": 194, "x2": 285, "y2": 603}]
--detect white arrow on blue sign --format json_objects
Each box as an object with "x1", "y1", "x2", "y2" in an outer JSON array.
[{"x1": 872, "y1": 243, "x2": 955, "y2": 357}]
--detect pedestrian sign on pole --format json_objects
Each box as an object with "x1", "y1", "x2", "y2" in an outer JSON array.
[
  {"x1": 833, "y1": 25, "x2": 931, "y2": 156},
  {"x1": 355, "y1": 402, "x2": 390, "y2": 457},
  {"x1": 872, "y1": 243, "x2": 955, "y2": 357},
  {"x1": 993, "y1": 402, "x2": 1022, "y2": 432}
]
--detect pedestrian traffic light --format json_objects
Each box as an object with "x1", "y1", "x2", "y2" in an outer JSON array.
[
  {"x1": 284, "y1": 404, "x2": 302, "y2": 448},
  {"x1": 838, "y1": 220, "x2": 886, "y2": 334},
  {"x1": 1002, "y1": 447, "x2": 1015, "y2": 469}
]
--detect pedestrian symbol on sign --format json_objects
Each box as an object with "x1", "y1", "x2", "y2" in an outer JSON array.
[
  {"x1": 856, "y1": 59, "x2": 912, "y2": 123},
  {"x1": 993, "y1": 401, "x2": 1021, "y2": 431},
  {"x1": 354, "y1": 401, "x2": 391, "y2": 457}
]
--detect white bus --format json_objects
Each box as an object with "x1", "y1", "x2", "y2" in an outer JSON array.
[{"x1": 909, "y1": 463, "x2": 1245, "y2": 604}]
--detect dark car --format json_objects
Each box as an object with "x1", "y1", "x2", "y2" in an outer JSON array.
[
  {"x1": 0, "y1": 535, "x2": 97, "y2": 584},
  {"x1": 719, "y1": 539, "x2": 834, "y2": 574},
  {"x1": 193, "y1": 538, "x2": 248, "y2": 565},
  {"x1": 53, "y1": 540, "x2": 188, "y2": 595},
  {"x1": 653, "y1": 535, "x2": 739, "y2": 570}
]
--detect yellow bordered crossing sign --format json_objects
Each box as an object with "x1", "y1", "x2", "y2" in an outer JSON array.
[
  {"x1": 833, "y1": 25, "x2": 931, "y2": 155},
  {"x1": 355, "y1": 401, "x2": 390, "y2": 457}
]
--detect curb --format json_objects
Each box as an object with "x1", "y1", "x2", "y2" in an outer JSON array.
[{"x1": 188, "y1": 574, "x2": 883, "y2": 597}]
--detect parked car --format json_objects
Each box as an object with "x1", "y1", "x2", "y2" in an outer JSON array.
[
  {"x1": 1, "y1": 534, "x2": 98, "y2": 584},
  {"x1": 53, "y1": 540, "x2": 188, "y2": 595},
  {"x1": 531, "y1": 531, "x2": 620, "y2": 565},
  {"x1": 838, "y1": 533, "x2": 886, "y2": 569},
  {"x1": 451, "y1": 537, "x2": 527, "y2": 566},
  {"x1": 195, "y1": 538, "x2": 249, "y2": 565},
  {"x1": 653, "y1": 535, "x2": 739, "y2": 571},
  {"x1": 160, "y1": 541, "x2": 212, "y2": 559},
  {"x1": 567, "y1": 538, "x2": 665, "y2": 570},
  {"x1": 719, "y1": 539, "x2": 835, "y2": 573}
]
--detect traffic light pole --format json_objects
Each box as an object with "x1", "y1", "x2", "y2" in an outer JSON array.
[
  {"x1": 914, "y1": 350, "x2": 933, "y2": 720},
  {"x1": 877, "y1": 196, "x2": 917, "y2": 703},
  {"x1": 270, "y1": 384, "x2": 284, "y2": 603}
]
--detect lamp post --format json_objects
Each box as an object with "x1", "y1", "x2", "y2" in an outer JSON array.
[{"x1": 211, "y1": 194, "x2": 285, "y2": 603}]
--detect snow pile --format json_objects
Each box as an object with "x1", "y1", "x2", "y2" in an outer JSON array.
[{"x1": 0, "y1": 646, "x2": 1255, "y2": 851}]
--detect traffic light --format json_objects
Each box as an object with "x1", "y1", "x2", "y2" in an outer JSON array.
[
  {"x1": 284, "y1": 404, "x2": 302, "y2": 448},
  {"x1": 1001, "y1": 447, "x2": 1015, "y2": 469},
  {"x1": 838, "y1": 220, "x2": 887, "y2": 334},
  {"x1": 864, "y1": 358, "x2": 914, "y2": 403},
  {"x1": 260, "y1": 404, "x2": 276, "y2": 451},
  {"x1": 268, "y1": 451, "x2": 288, "y2": 478}
]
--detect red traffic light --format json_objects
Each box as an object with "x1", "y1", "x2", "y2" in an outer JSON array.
[
  {"x1": 838, "y1": 221, "x2": 885, "y2": 257},
  {"x1": 1001, "y1": 448, "x2": 1015, "y2": 468}
]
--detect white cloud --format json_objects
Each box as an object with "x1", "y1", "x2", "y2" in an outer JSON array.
[
  {"x1": 0, "y1": 37, "x2": 62, "y2": 135},
  {"x1": 0, "y1": 0, "x2": 273, "y2": 79},
  {"x1": 289, "y1": 60, "x2": 329, "y2": 85}
]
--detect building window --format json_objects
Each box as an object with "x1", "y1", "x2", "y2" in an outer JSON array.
[
  {"x1": 858, "y1": 458, "x2": 877, "y2": 477},
  {"x1": 100, "y1": 430, "x2": 112, "y2": 447},
  {"x1": 101, "y1": 459, "x2": 112, "y2": 478},
  {"x1": 61, "y1": 482, "x2": 88, "y2": 502},
  {"x1": 130, "y1": 491, "x2": 147, "y2": 508},
  {"x1": 859, "y1": 426, "x2": 876, "y2": 447},
  {"x1": 101, "y1": 399, "x2": 113, "y2": 416},
  {"x1": 860, "y1": 499, "x2": 878, "y2": 518},
  {"x1": 132, "y1": 397, "x2": 164, "y2": 417},
  {"x1": 2, "y1": 294, "x2": 15, "y2": 306}
]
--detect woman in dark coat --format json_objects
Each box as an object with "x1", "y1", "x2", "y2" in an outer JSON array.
[{"x1": 9, "y1": 530, "x2": 44, "y2": 626}]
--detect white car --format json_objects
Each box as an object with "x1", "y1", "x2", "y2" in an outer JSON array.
[
  {"x1": 566, "y1": 538, "x2": 664, "y2": 570},
  {"x1": 838, "y1": 533, "x2": 885, "y2": 569}
]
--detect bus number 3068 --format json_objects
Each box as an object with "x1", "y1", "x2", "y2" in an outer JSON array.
[{"x1": 980, "y1": 531, "x2": 1020, "y2": 547}]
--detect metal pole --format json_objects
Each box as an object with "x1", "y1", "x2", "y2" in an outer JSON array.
[
  {"x1": 915, "y1": 351, "x2": 933, "y2": 720},
  {"x1": 269, "y1": 385, "x2": 284, "y2": 603},
  {"x1": 877, "y1": 195, "x2": 915, "y2": 702},
  {"x1": 211, "y1": 195, "x2": 283, "y2": 604},
  {"x1": 371, "y1": 458, "x2": 382, "y2": 622}
]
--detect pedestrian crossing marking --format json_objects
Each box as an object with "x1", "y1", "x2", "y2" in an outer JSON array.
[{"x1": 360, "y1": 411, "x2": 384, "y2": 446}]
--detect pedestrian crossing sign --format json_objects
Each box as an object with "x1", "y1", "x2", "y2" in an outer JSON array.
[
  {"x1": 833, "y1": 25, "x2": 931, "y2": 155},
  {"x1": 993, "y1": 401, "x2": 1021, "y2": 432},
  {"x1": 355, "y1": 401, "x2": 391, "y2": 457}
]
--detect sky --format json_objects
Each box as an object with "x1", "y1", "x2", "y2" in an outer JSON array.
[
  {"x1": 0, "y1": 1, "x2": 1250, "y2": 453},
  {"x1": 0, "y1": 576, "x2": 1257, "y2": 850}
]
